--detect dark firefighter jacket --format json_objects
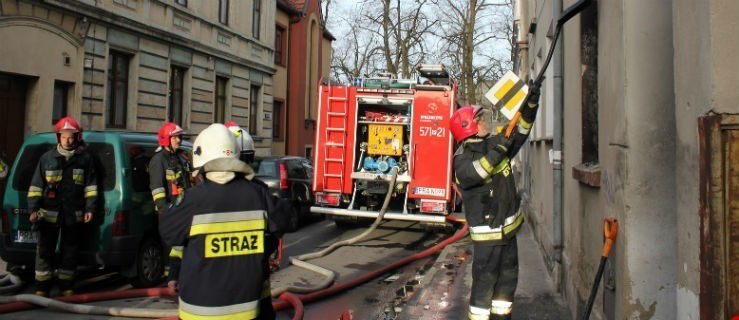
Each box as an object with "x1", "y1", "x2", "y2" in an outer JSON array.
[
  {"x1": 27, "y1": 146, "x2": 98, "y2": 227},
  {"x1": 148, "y1": 148, "x2": 192, "y2": 211},
  {"x1": 158, "y1": 176, "x2": 290, "y2": 320},
  {"x1": 453, "y1": 104, "x2": 539, "y2": 246}
]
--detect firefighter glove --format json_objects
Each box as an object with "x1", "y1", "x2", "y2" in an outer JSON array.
[
  {"x1": 521, "y1": 80, "x2": 541, "y2": 122},
  {"x1": 527, "y1": 80, "x2": 541, "y2": 106}
]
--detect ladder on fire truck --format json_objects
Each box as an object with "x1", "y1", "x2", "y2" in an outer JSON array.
[{"x1": 321, "y1": 83, "x2": 349, "y2": 193}]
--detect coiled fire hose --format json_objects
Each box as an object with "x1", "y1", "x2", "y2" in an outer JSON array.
[
  {"x1": 271, "y1": 167, "x2": 399, "y2": 297},
  {"x1": 0, "y1": 287, "x2": 177, "y2": 317},
  {"x1": 0, "y1": 273, "x2": 23, "y2": 295}
]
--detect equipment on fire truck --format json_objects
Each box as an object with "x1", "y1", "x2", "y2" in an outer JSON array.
[{"x1": 312, "y1": 64, "x2": 459, "y2": 226}]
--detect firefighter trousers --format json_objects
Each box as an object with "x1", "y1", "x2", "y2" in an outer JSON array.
[
  {"x1": 35, "y1": 222, "x2": 82, "y2": 291},
  {"x1": 470, "y1": 236, "x2": 518, "y2": 318}
]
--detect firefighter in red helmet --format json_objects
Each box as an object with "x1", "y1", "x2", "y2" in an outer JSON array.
[
  {"x1": 450, "y1": 83, "x2": 541, "y2": 320},
  {"x1": 28, "y1": 116, "x2": 97, "y2": 297},
  {"x1": 149, "y1": 122, "x2": 193, "y2": 295}
]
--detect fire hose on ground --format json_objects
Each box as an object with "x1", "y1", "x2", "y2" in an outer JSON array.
[
  {"x1": 0, "y1": 166, "x2": 468, "y2": 319},
  {"x1": 0, "y1": 273, "x2": 23, "y2": 295}
]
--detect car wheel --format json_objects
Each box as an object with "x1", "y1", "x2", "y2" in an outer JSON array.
[{"x1": 128, "y1": 238, "x2": 163, "y2": 288}]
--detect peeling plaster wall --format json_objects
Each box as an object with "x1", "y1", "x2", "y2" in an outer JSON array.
[
  {"x1": 619, "y1": 0, "x2": 677, "y2": 318},
  {"x1": 673, "y1": 0, "x2": 739, "y2": 318}
]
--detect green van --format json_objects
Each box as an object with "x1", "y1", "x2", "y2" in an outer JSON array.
[{"x1": 0, "y1": 131, "x2": 191, "y2": 287}]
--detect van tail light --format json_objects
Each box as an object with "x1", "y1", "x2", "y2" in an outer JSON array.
[
  {"x1": 112, "y1": 210, "x2": 129, "y2": 236},
  {"x1": 1, "y1": 209, "x2": 8, "y2": 234},
  {"x1": 279, "y1": 162, "x2": 289, "y2": 190}
]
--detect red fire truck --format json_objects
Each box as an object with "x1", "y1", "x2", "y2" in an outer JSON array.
[{"x1": 311, "y1": 64, "x2": 459, "y2": 226}]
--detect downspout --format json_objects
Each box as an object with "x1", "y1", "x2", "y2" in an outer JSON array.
[
  {"x1": 285, "y1": 15, "x2": 302, "y2": 156},
  {"x1": 552, "y1": 0, "x2": 564, "y2": 268},
  {"x1": 516, "y1": 0, "x2": 529, "y2": 80}
]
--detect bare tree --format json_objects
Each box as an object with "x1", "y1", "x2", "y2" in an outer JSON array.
[
  {"x1": 340, "y1": 0, "x2": 437, "y2": 78},
  {"x1": 324, "y1": 2, "x2": 386, "y2": 83},
  {"x1": 432, "y1": 0, "x2": 513, "y2": 105},
  {"x1": 324, "y1": 0, "x2": 513, "y2": 98}
]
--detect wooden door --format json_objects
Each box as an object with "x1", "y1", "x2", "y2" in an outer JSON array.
[{"x1": 0, "y1": 74, "x2": 27, "y2": 199}]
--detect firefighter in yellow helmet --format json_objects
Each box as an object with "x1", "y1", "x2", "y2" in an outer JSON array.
[
  {"x1": 27, "y1": 116, "x2": 97, "y2": 297},
  {"x1": 449, "y1": 83, "x2": 540, "y2": 320},
  {"x1": 159, "y1": 123, "x2": 290, "y2": 319}
]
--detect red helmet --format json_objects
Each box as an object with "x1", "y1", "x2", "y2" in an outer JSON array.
[
  {"x1": 55, "y1": 116, "x2": 83, "y2": 142},
  {"x1": 450, "y1": 105, "x2": 484, "y2": 142},
  {"x1": 157, "y1": 122, "x2": 185, "y2": 147}
]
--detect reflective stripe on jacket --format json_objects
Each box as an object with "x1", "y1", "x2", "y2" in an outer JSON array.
[
  {"x1": 159, "y1": 177, "x2": 290, "y2": 320},
  {"x1": 27, "y1": 146, "x2": 97, "y2": 226},
  {"x1": 453, "y1": 136, "x2": 525, "y2": 246},
  {"x1": 148, "y1": 149, "x2": 192, "y2": 211}
]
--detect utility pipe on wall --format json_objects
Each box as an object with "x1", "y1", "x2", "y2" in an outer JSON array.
[{"x1": 552, "y1": 0, "x2": 564, "y2": 267}]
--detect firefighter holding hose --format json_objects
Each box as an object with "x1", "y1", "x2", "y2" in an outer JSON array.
[
  {"x1": 159, "y1": 123, "x2": 289, "y2": 319},
  {"x1": 149, "y1": 122, "x2": 193, "y2": 294},
  {"x1": 450, "y1": 83, "x2": 541, "y2": 320}
]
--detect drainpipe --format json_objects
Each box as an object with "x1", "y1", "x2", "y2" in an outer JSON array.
[
  {"x1": 285, "y1": 15, "x2": 302, "y2": 155},
  {"x1": 552, "y1": 0, "x2": 564, "y2": 267},
  {"x1": 516, "y1": 0, "x2": 529, "y2": 80}
]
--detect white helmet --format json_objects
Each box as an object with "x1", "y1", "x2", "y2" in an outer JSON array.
[
  {"x1": 225, "y1": 122, "x2": 255, "y2": 153},
  {"x1": 225, "y1": 121, "x2": 256, "y2": 163},
  {"x1": 192, "y1": 123, "x2": 238, "y2": 169}
]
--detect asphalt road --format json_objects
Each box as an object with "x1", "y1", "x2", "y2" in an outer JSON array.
[{"x1": 0, "y1": 217, "x2": 452, "y2": 320}]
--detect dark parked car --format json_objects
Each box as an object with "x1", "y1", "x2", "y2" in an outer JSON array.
[{"x1": 251, "y1": 156, "x2": 315, "y2": 231}]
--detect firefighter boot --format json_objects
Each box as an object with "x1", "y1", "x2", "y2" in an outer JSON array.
[
  {"x1": 57, "y1": 278, "x2": 74, "y2": 296},
  {"x1": 34, "y1": 279, "x2": 51, "y2": 297}
]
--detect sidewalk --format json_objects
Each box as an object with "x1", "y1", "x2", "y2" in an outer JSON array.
[{"x1": 397, "y1": 221, "x2": 572, "y2": 320}]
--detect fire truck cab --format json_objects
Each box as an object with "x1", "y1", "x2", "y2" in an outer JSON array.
[{"x1": 311, "y1": 64, "x2": 459, "y2": 226}]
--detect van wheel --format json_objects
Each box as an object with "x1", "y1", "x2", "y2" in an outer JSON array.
[{"x1": 128, "y1": 239, "x2": 163, "y2": 288}]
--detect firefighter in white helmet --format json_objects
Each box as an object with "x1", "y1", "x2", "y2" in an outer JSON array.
[
  {"x1": 158, "y1": 123, "x2": 290, "y2": 320},
  {"x1": 450, "y1": 82, "x2": 541, "y2": 320}
]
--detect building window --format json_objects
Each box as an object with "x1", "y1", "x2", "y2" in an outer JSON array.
[
  {"x1": 581, "y1": 1, "x2": 598, "y2": 164},
  {"x1": 106, "y1": 51, "x2": 130, "y2": 128},
  {"x1": 249, "y1": 85, "x2": 260, "y2": 135},
  {"x1": 218, "y1": 0, "x2": 229, "y2": 25},
  {"x1": 275, "y1": 25, "x2": 285, "y2": 65},
  {"x1": 215, "y1": 76, "x2": 228, "y2": 123},
  {"x1": 252, "y1": 0, "x2": 261, "y2": 39},
  {"x1": 273, "y1": 99, "x2": 284, "y2": 140},
  {"x1": 52, "y1": 81, "x2": 70, "y2": 124},
  {"x1": 175, "y1": 0, "x2": 186, "y2": 7},
  {"x1": 169, "y1": 66, "x2": 186, "y2": 124}
]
